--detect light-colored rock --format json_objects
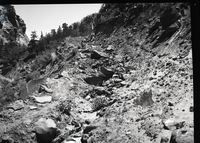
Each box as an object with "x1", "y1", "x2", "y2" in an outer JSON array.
[
  {"x1": 114, "y1": 78, "x2": 122, "y2": 83},
  {"x1": 61, "y1": 71, "x2": 70, "y2": 78},
  {"x1": 62, "y1": 139, "x2": 76, "y2": 143},
  {"x1": 40, "y1": 85, "x2": 53, "y2": 93},
  {"x1": 120, "y1": 81, "x2": 128, "y2": 85},
  {"x1": 163, "y1": 118, "x2": 176, "y2": 130},
  {"x1": 29, "y1": 105, "x2": 38, "y2": 110},
  {"x1": 34, "y1": 117, "x2": 57, "y2": 143},
  {"x1": 23, "y1": 119, "x2": 32, "y2": 125},
  {"x1": 106, "y1": 45, "x2": 114, "y2": 51},
  {"x1": 7, "y1": 100, "x2": 24, "y2": 111},
  {"x1": 32, "y1": 96, "x2": 52, "y2": 103}
]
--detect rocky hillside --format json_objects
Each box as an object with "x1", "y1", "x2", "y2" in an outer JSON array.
[{"x1": 0, "y1": 3, "x2": 193, "y2": 143}]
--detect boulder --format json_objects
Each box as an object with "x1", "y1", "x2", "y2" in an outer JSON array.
[
  {"x1": 170, "y1": 128, "x2": 194, "y2": 143},
  {"x1": 90, "y1": 50, "x2": 108, "y2": 59},
  {"x1": 100, "y1": 67, "x2": 114, "y2": 78},
  {"x1": 32, "y1": 96, "x2": 52, "y2": 103},
  {"x1": 34, "y1": 117, "x2": 57, "y2": 143},
  {"x1": 162, "y1": 118, "x2": 176, "y2": 130}
]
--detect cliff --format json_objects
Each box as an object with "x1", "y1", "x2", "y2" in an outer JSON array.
[{"x1": 0, "y1": 5, "x2": 29, "y2": 46}]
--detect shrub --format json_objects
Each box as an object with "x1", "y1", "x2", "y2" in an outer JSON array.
[{"x1": 57, "y1": 100, "x2": 73, "y2": 115}]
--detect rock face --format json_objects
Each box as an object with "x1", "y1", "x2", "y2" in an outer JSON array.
[{"x1": 0, "y1": 5, "x2": 29, "y2": 46}]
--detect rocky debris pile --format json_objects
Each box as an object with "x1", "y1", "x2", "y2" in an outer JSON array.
[{"x1": 0, "y1": 3, "x2": 193, "y2": 143}]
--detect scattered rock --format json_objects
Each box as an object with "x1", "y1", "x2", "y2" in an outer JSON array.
[
  {"x1": 32, "y1": 96, "x2": 52, "y2": 103},
  {"x1": 0, "y1": 134, "x2": 14, "y2": 143},
  {"x1": 161, "y1": 136, "x2": 169, "y2": 143},
  {"x1": 6, "y1": 100, "x2": 24, "y2": 111},
  {"x1": 170, "y1": 128, "x2": 194, "y2": 143},
  {"x1": 106, "y1": 45, "x2": 114, "y2": 51},
  {"x1": 39, "y1": 85, "x2": 53, "y2": 93},
  {"x1": 34, "y1": 117, "x2": 57, "y2": 143}
]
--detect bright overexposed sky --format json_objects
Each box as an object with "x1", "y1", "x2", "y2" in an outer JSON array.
[{"x1": 13, "y1": 4, "x2": 102, "y2": 39}]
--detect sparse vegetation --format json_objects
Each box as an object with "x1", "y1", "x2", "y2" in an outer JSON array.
[
  {"x1": 57, "y1": 100, "x2": 73, "y2": 115},
  {"x1": 0, "y1": 3, "x2": 193, "y2": 143}
]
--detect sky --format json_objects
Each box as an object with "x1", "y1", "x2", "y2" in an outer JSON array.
[{"x1": 13, "y1": 4, "x2": 102, "y2": 39}]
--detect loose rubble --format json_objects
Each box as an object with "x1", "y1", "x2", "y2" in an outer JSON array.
[{"x1": 0, "y1": 3, "x2": 193, "y2": 143}]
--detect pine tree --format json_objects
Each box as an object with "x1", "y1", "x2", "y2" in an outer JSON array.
[
  {"x1": 57, "y1": 25, "x2": 62, "y2": 39},
  {"x1": 62, "y1": 23, "x2": 68, "y2": 37},
  {"x1": 51, "y1": 29, "x2": 56, "y2": 39},
  {"x1": 30, "y1": 30, "x2": 38, "y2": 40},
  {"x1": 40, "y1": 31, "x2": 44, "y2": 40}
]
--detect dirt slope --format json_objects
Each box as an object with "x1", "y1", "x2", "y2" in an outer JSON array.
[{"x1": 0, "y1": 3, "x2": 193, "y2": 143}]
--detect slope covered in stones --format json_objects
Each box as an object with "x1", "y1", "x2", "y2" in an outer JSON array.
[{"x1": 0, "y1": 3, "x2": 193, "y2": 143}]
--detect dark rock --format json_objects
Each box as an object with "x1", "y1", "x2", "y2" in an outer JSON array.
[
  {"x1": 0, "y1": 22, "x2": 3, "y2": 29},
  {"x1": 100, "y1": 67, "x2": 114, "y2": 78},
  {"x1": 90, "y1": 50, "x2": 108, "y2": 59},
  {"x1": 156, "y1": 24, "x2": 179, "y2": 43},
  {"x1": 170, "y1": 128, "x2": 194, "y2": 143},
  {"x1": 160, "y1": 7, "x2": 181, "y2": 29},
  {"x1": 83, "y1": 126, "x2": 98, "y2": 134},
  {"x1": 189, "y1": 106, "x2": 193, "y2": 112},
  {"x1": 168, "y1": 102, "x2": 174, "y2": 106},
  {"x1": 34, "y1": 118, "x2": 57, "y2": 143},
  {"x1": 85, "y1": 119, "x2": 91, "y2": 124},
  {"x1": 134, "y1": 89, "x2": 154, "y2": 107},
  {"x1": 84, "y1": 75, "x2": 106, "y2": 86},
  {"x1": 81, "y1": 134, "x2": 89, "y2": 143}
]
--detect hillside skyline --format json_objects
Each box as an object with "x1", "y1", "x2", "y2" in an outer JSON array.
[{"x1": 14, "y1": 4, "x2": 102, "y2": 39}]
